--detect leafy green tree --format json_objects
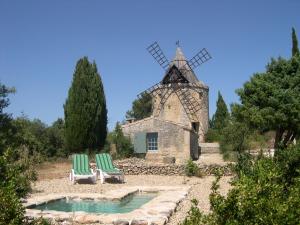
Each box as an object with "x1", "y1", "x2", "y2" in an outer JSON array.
[
  {"x1": 111, "y1": 122, "x2": 133, "y2": 158},
  {"x1": 46, "y1": 118, "x2": 65, "y2": 157},
  {"x1": 292, "y1": 27, "x2": 299, "y2": 56},
  {"x1": 0, "y1": 83, "x2": 15, "y2": 152},
  {"x1": 11, "y1": 117, "x2": 47, "y2": 157},
  {"x1": 211, "y1": 91, "x2": 229, "y2": 130},
  {"x1": 9, "y1": 116, "x2": 66, "y2": 159},
  {"x1": 64, "y1": 57, "x2": 107, "y2": 152},
  {"x1": 219, "y1": 119, "x2": 252, "y2": 159},
  {"x1": 126, "y1": 93, "x2": 152, "y2": 120},
  {"x1": 0, "y1": 83, "x2": 15, "y2": 115},
  {"x1": 234, "y1": 55, "x2": 300, "y2": 149}
]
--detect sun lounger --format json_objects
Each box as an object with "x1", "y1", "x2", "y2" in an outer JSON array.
[
  {"x1": 95, "y1": 153, "x2": 124, "y2": 184},
  {"x1": 69, "y1": 154, "x2": 96, "y2": 184}
]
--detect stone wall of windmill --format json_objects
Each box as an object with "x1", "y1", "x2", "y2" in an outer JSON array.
[
  {"x1": 196, "y1": 86, "x2": 209, "y2": 141},
  {"x1": 152, "y1": 85, "x2": 209, "y2": 143}
]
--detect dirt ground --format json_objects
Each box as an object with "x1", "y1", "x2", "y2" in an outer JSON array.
[{"x1": 37, "y1": 160, "x2": 71, "y2": 181}]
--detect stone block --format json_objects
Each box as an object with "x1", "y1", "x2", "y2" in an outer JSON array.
[
  {"x1": 131, "y1": 219, "x2": 148, "y2": 225},
  {"x1": 162, "y1": 156, "x2": 175, "y2": 164},
  {"x1": 114, "y1": 220, "x2": 130, "y2": 225}
]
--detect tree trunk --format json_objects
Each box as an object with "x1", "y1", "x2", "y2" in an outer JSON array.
[
  {"x1": 283, "y1": 130, "x2": 293, "y2": 147},
  {"x1": 274, "y1": 128, "x2": 284, "y2": 149}
]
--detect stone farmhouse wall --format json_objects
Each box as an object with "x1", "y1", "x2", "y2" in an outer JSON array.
[{"x1": 122, "y1": 117, "x2": 198, "y2": 164}]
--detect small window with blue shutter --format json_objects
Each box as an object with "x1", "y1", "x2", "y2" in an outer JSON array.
[
  {"x1": 134, "y1": 132, "x2": 147, "y2": 153},
  {"x1": 146, "y1": 132, "x2": 158, "y2": 151}
]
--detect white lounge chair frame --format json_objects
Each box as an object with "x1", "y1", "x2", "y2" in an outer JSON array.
[
  {"x1": 69, "y1": 169, "x2": 97, "y2": 184},
  {"x1": 97, "y1": 169, "x2": 124, "y2": 184}
]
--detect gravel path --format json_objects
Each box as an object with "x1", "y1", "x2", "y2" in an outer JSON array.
[
  {"x1": 30, "y1": 175, "x2": 232, "y2": 224},
  {"x1": 166, "y1": 176, "x2": 232, "y2": 225}
]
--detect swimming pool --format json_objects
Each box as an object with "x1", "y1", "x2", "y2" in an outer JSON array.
[
  {"x1": 28, "y1": 192, "x2": 157, "y2": 214},
  {"x1": 25, "y1": 186, "x2": 189, "y2": 224}
]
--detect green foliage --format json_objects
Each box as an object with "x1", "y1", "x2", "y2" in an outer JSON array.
[
  {"x1": 0, "y1": 148, "x2": 37, "y2": 199},
  {"x1": 181, "y1": 199, "x2": 207, "y2": 225},
  {"x1": 234, "y1": 152, "x2": 254, "y2": 177},
  {"x1": 0, "y1": 81, "x2": 51, "y2": 225},
  {"x1": 31, "y1": 218, "x2": 52, "y2": 225},
  {"x1": 0, "y1": 83, "x2": 15, "y2": 153},
  {"x1": 126, "y1": 92, "x2": 152, "y2": 120},
  {"x1": 45, "y1": 118, "x2": 66, "y2": 157},
  {"x1": 206, "y1": 92, "x2": 229, "y2": 143},
  {"x1": 109, "y1": 122, "x2": 134, "y2": 158},
  {"x1": 10, "y1": 117, "x2": 65, "y2": 159},
  {"x1": 183, "y1": 145, "x2": 300, "y2": 225},
  {"x1": 211, "y1": 91, "x2": 229, "y2": 130},
  {"x1": 0, "y1": 147, "x2": 40, "y2": 225},
  {"x1": 234, "y1": 55, "x2": 300, "y2": 149},
  {"x1": 64, "y1": 57, "x2": 107, "y2": 152},
  {"x1": 219, "y1": 119, "x2": 251, "y2": 159},
  {"x1": 205, "y1": 128, "x2": 221, "y2": 143},
  {"x1": 185, "y1": 159, "x2": 199, "y2": 177},
  {"x1": 275, "y1": 144, "x2": 300, "y2": 187},
  {"x1": 292, "y1": 27, "x2": 299, "y2": 56},
  {"x1": 0, "y1": 149, "x2": 51, "y2": 225},
  {"x1": 0, "y1": 186, "x2": 25, "y2": 225}
]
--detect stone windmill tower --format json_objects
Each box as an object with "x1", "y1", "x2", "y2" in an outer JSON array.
[{"x1": 139, "y1": 42, "x2": 211, "y2": 142}]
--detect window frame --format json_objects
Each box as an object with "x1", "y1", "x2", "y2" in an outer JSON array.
[{"x1": 146, "y1": 132, "x2": 158, "y2": 152}]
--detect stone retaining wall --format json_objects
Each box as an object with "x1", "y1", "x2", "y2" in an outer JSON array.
[{"x1": 114, "y1": 161, "x2": 233, "y2": 176}]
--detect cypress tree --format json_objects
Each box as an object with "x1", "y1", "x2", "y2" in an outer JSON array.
[
  {"x1": 211, "y1": 91, "x2": 229, "y2": 130},
  {"x1": 292, "y1": 27, "x2": 299, "y2": 56},
  {"x1": 64, "y1": 57, "x2": 107, "y2": 152}
]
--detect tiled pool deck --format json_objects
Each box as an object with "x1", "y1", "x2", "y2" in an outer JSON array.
[{"x1": 25, "y1": 186, "x2": 190, "y2": 225}]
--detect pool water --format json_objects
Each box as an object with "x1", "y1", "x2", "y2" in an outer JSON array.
[{"x1": 29, "y1": 192, "x2": 157, "y2": 214}]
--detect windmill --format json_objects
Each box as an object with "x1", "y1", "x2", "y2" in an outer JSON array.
[{"x1": 138, "y1": 41, "x2": 212, "y2": 128}]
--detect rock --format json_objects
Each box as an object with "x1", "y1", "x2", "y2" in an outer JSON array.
[
  {"x1": 114, "y1": 219, "x2": 130, "y2": 225},
  {"x1": 131, "y1": 219, "x2": 148, "y2": 225},
  {"x1": 74, "y1": 215, "x2": 101, "y2": 224},
  {"x1": 150, "y1": 221, "x2": 165, "y2": 225},
  {"x1": 163, "y1": 156, "x2": 176, "y2": 164},
  {"x1": 61, "y1": 221, "x2": 72, "y2": 225}
]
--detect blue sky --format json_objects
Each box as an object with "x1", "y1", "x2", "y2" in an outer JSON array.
[{"x1": 0, "y1": 0, "x2": 299, "y2": 130}]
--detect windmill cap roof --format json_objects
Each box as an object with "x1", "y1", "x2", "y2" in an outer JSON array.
[
  {"x1": 174, "y1": 47, "x2": 186, "y2": 61},
  {"x1": 167, "y1": 47, "x2": 205, "y2": 85}
]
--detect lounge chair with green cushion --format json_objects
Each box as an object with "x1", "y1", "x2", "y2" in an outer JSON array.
[
  {"x1": 95, "y1": 153, "x2": 124, "y2": 184},
  {"x1": 69, "y1": 154, "x2": 96, "y2": 184}
]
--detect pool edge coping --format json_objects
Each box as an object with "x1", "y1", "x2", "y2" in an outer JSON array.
[{"x1": 25, "y1": 185, "x2": 190, "y2": 224}]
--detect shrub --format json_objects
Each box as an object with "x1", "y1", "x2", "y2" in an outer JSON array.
[
  {"x1": 109, "y1": 122, "x2": 134, "y2": 159},
  {"x1": 0, "y1": 148, "x2": 44, "y2": 225},
  {"x1": 11, "y1": 117, "x2": 66, "y2": 159},
  {"x1": 181, "y1": 199, "x2": 206, "y2": 225},
  {"x1": 0, "y1": 148, "x2": 37, "y2": 198},
  {"x1": 185, "y1": 159, "x2": 199, "y2": 177},
  {"x1": 182, "y1": 144, "x2": 300, "y2": 225},
  {"x1": 0, "y1": 186, "x2": 25, "y2": 225},
  {"x1": 205, "y1": 128, "x2": 221, "y2": 142}
]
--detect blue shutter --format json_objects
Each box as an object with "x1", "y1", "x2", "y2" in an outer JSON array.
[{"x1": 134, "y1": 132, "x2": 147, "y2": 153}]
